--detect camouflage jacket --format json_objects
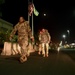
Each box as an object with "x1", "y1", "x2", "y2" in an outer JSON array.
[
  {"x1": 39, "y1": 30, "x2": 51, "y2": 43},
  {"x1": 10, "y1": 21, "x2": 32, "y2": 39}
]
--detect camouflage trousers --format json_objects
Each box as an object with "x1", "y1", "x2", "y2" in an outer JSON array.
[
  {"x1": 18, "y1": 36, "x2": 28, "y2": 63},
  {"x1": 38, "y1": 43, "x2": 49, "y2": 57},
  {"x1": 38, "y1": 44, "x2": 42, "y2": 54}
]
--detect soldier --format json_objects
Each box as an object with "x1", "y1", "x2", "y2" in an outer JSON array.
[
  {"x1": 39, "y1": 28, "x2": 51, "y2": 57},
  {"x1": 9, "y1": 16, "x2": 34, "y2": 63},
  {"x1": 38, "y1": 31, "x2": 42, "y2": 55}
]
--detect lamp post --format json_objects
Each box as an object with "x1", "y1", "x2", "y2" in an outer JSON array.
[{"x1": 67, "y1": 30, "x2": 70, "y2": 44}]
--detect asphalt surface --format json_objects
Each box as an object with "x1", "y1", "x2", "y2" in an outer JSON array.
[{"x1": 0, "y1": 49, "x2": 75, "y2": 75}]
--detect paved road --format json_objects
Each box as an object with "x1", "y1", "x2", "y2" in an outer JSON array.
[{"x1": 0, "y1": 50, "x2": 75, "y2": 75}]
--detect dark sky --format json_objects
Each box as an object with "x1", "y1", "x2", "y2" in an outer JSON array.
[{"x1": 1, "y1": 0, "x2": 75, "y2": 43}]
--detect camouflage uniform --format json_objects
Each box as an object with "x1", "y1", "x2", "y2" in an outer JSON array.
[
  {"x1": 10, "y1": 21, "x2": 32, "y2": 62},
  {"x1": 39, "y1": 29, "x2": 51, "y2": 57},
  {"x1": 38, "y1": 31, "x2": 42, "y2": 55}
]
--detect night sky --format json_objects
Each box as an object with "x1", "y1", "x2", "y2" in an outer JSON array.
[{"x1": 1, "y1": 0, "x2": 75, "y2": 43}]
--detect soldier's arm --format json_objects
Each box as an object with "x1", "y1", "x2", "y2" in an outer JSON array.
[
  {"x1": 39, "y1": 34, "x2": 41, "y2": 41},
  {"x1": 10, "y1": 24, "x2": 18, "y2": 40},
  {"x1": 47, "y1": 32, "x2": 51, "y2": 43}
]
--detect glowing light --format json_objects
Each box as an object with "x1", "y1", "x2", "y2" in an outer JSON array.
[
  {"x1": 44, "y1": 14, "x2": 46, "y2": 16},
  {"x1": 67, "y1": 30, "x2": 70, "y2": 33},
  {"x1": 62, "y1": 35, "x2": 66, "y2": 38},
  {"x1": 59, "y1": 41, "x2": 62, "y2": 46},
  {"x1": 57, "y1": 47, "x2": 60, "y2": 52}
]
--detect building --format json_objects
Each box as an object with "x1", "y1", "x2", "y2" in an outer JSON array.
[
  {"x1": 0, "y1": 18, "x2": 13, "y2": 45},
  {"x1": 0, "y1": 18, "x2": 13, "y2": 32}
]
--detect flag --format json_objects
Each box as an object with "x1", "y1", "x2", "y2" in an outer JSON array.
[
  {"x1": 28, "y1": 2, "x2": 39, "y2": 16},
  {"x1": 28, "y1": 2, "x2": 34, "y2": 16},
  {"x1": 33, "y1": 6, "x2": 39, "y2": 16}
]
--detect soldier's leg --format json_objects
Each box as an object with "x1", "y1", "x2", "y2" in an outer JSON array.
[
  {"x1": 42, "y1": 43, "x2": 45, "y2": 57},
  {"x1": 27, "y1": 43, "x2": 33, "y2": 56},
  {"x1": 20, "y1": 41, "x2": 28, "y2": 63},
  {"x1": 46, "y1": 43, "x2": 49, "y2": 57},
  {"x1": 38, "y1": 44, "x2": 42, "y2": 55}
]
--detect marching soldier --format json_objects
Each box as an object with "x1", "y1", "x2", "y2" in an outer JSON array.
[
  {"x1": 39, "y1": 28, "x2": 51, "y2": 57},
  {"x1": 9, "y1": 16, "x2": 34, "y2": 63},
  {"x1": 38, "y1": 31, "x2": 42, "y2": 55}
]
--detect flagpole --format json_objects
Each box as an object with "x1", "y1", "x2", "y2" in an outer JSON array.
[
  {"x1": 32, "y1": 0, "x2": 34, "y2": 36},
  {"x1": 28, "y1": 0, "x2": 30, "y2": 24},
  {"x1": 28, "y1": 13, "x2": 30, "y2": 24},
  {"x1": 32, "y1": 12, "x2": 34, "y2": 36}
]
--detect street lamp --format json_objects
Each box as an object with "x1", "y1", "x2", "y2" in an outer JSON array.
[
  {"x1": 62, "y1": 35, "x2": 66, "y2": 39},
  {"x1": 67, "y1": 30, "x2": 70, "y2": 34},
  {"x1": 62, "y1": 34, "x2": 66, "y2": 44},
  {"x1": 43, "y1": 13, "x2": 46, "y2": 16}
]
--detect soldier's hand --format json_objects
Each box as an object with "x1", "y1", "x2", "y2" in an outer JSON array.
[
  {"x1": 32, "y1": 38, "x2": 34, "y2": 42},
  {"x1": 31, "y1": 36, "x2": 34, "y2": 42}
]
